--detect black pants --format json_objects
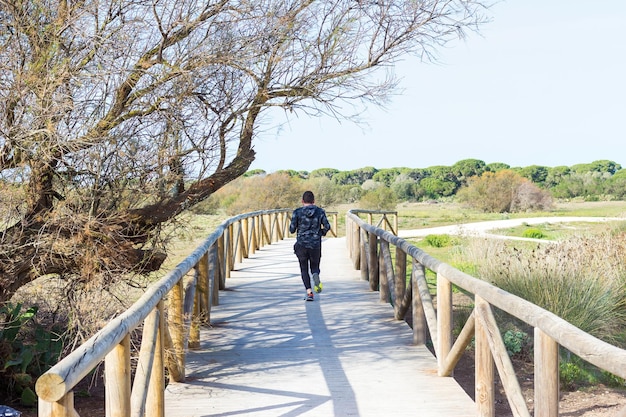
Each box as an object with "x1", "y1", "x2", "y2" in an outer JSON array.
[{"x1": 294, "y1": 243, "x2": 321, "y2": 291}]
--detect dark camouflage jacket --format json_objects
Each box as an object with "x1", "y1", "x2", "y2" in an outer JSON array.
[{"x1": 289, "y1": 205, "x2": 331, "y2": 249}]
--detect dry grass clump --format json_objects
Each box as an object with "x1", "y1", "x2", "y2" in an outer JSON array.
[
  {"x1": 462, "y1": 230, "x2": 626, "y2": 346},
  {"x1": 12, "y1": 275, "x2": 143, "y2": 349}
]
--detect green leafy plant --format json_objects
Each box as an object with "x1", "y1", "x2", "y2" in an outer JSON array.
[
  {"x1": 600, "y1": 370, "x2": 626, "y2": 388},
  {"x1": 559, "y1": 354, "x2": 626, "y2": 391},
  {"x1": 1, "y1": 303, "x2": 38, "y2": 404},
  {"x1": 560, "y1": 361, "x2": 586, "y2": 391},
  {"x1": 503, "y1": 330, "x2": 529, "y2": 357},
  {"x1": 424, "y1": 234, "x2": 453, "y2": 248},
  {"x1": 1, "y1": 303, "x2": 38, "y2": 375},
  {"x1": 1, "y1": 303, "x2": 65, "y2": 406},
  {"x1": 521, "y1": 228, "x2": 545, "y2": 239}
]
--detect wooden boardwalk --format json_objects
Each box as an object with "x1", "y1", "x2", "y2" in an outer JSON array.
[{"x1": 163, "y1": 237, "x2": 475, "y2": 417}]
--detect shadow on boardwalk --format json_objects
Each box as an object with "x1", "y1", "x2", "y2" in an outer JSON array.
[{"x1": 164, "y1": 237, "x2": 474, "y2": 417}]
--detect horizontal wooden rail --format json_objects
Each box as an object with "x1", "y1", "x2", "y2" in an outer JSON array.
[
  {"x1": 35, "y1": 208, "x2": 341, "y2": 417},
  {"x1": 345, "y1": 209, "x2": 626, "y2": 417}
]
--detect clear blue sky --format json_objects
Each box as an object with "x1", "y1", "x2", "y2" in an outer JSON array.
[{"x1": 250, "y1": 1, "x2": 626, "y2": 173}]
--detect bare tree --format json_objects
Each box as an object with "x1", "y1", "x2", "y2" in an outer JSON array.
[{"x1": 0, "y1": 0, "x2": 489, "y2": 302}]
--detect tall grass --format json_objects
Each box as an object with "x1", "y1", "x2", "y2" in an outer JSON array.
[{"x1": 461, "y1": 231, "x2": 626, "y2": 346}]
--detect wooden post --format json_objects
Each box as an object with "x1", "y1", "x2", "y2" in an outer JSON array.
[
  {"x1": 411, "y1": 260, "x2": 427, "y2": 345},
  {"x1": 277, "y1": 212, "x2": 285, "y2": 240},
  {"x1": 437, "y1": 275, "x2": 452, "y2": 373},
  {"x1": 242, "y1": 217, "x2": 250, "y2": 258},
  {"x1": 229, "y1": 223, "x2": 235, "y2": 270},
  {"x1": 183, "y1": 272, "x2": 197, "y2": 351},
  {"x1": 261, "y1": 214, "x2": 270, "y2": 246},
  {"x1": 39, "y1": 392, "x2": 78, "y2": 417},
  {"x1": 105, "y1": 334, "x2": 131, "y2": 417},
  {"x1": 235, "y1": 221, "x2": 243, "y2": 265},
  {"x1": 224, "y1": 225, "x2": 232, "y2": 278},
  {"x1": 378, "y1": 244, "x2": 389, "y2": 303},
  {"x1": 258, "y1": 214, "x2": 265, "y2": 246},
  {"x1": 475, "y1": 300, "x2": 530, "y2": 417},
  {"x1": 268, "y1": 214, "x2": 276, "y2": 244},
  {"x1": 145, "y1": 301, "x2": 165, "y2": 417},
  {"x1": 441, "y1": 312, "x2": 476, "y2": 377},
  {"x1": 256, "y1": 214, "x2": 262, "y2": 250},
  {"x1": 167, "y1": 279, "x2": 185, "y2": 382},
  {"x1": 209, "y1": 243, "x2": 220, "y2": 308},
  {"x1": 393, "y1": 213, "x2": 398, "y2": 236},
  {"x1": 344, "y1": 215, "x2": 351, "y2": 250},
  {"x1": 217, "y1": 234, "x2": 226, "y2": 290},
  {"x1": 249, "y1": 216, "x2": 257, "y2": 255},
  {"x1": 368, "y1": 231, "x2": 378, "y2": 291},
  {"x1": 276, "y1": 211, "x2": 282, "y2": 241},
  {"x1": 475, "y1": 296, "x2": 495, "y2": 417},
  {"x1": 352, "y1": 221, "x2": 360, "y2": 269},
  {"x1": 130, "y1": 308, "x2": 159, "y2": 417},
  {"x1": 189, "y1": 269, "x2": 201, "y2": 349},
  {"x1": 394, "y1": 248, "x2": 407, "y2": 320},
  {"x1": 196, "y1": 252, "x2": 209, "y2": 320},
  {"x1": 359, "y1": 228, "x2": 368, "y2": 281},
  {"x1": 198, "y1": 252, "x2": 210, "y2": 316},
  {"x1": 535, "y1": 327, "x2": 559, "y2": 417},
  {"x1": 414, "y1": 261, "x2": 438, "y2": 350},
  {"x1": 395, "y1": 248, "x2": 407, "y2": 287}
]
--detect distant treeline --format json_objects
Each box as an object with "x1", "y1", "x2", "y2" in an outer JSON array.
[
  {"x1": 199, "y1": 159, "x2": 624, "y2": 214},
  {"x1": 248, "y1": 159, "x2": 624, "y2": 200}
]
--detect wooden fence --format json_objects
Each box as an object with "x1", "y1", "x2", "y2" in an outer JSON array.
[
  {"x1": 346, "y1": 209, "x2": 626, "y2": 417},
  {"x1": 35, "y1": 208, "x2": 336, "y2": 417}
]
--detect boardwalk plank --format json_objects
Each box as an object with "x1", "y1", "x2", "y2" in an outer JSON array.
[{"x1": 164, "y1": 237, "x2": 475, "y2": 416}]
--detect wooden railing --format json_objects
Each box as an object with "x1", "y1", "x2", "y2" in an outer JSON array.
[
  {"x1": 346, "y1": 209, "x2": 626, "y2": 417},
  {"x1": 347, "y1": 208, "x2": 398, "y2": 235},
  {"x1": 35, "y1": 208, "x2": 336, "y2": 417}
]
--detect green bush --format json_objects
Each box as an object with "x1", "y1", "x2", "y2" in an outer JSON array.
[
  {"x1": 424, "y1": 234, "x2": 453, "y2": 248},
  {"x1": 503, "y1": 330, "x2": 530, "y2": 357},
  {"x1": 560, "y1": 361, "x2": 588, "y2": 391},
  {"x1": 601, "y1": 370, "x2": 626, "y2": 388},
  {"x1": 557, "y1": 354, "x2": 626, "y2": 391},
  {"x1": 521, "y1": 228, "x2": 545, "y2": 239}
]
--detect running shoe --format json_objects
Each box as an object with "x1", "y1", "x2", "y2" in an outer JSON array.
[{"x1": 312, "y1": 273, "x2": 323, "y2": 293}]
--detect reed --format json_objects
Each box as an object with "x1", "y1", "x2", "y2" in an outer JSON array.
[{"x1": 461, "y1": 232, "x2": 626, "y2": 346}]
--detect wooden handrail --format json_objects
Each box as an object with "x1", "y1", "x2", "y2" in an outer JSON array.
[
  {"x1": 345, "y1": 209, "x2": 626, "y2": 417},
  {"x1": 35, "y1": 208, "x2": 343, "y2": 417}
]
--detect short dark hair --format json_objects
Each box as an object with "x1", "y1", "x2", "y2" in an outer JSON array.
[{"x1": 302, "y1": 191, "x2": 315, "y2": 204}]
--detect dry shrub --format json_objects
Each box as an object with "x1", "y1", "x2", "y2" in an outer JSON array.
[
  {"x1": 8, "y1": 203, "x2": 159, "y2": 348},
  {"x1": 458, "y1": 170, "x2": 553, "y2": 213},
  {"x1": 512, "y1": 181, "x2": 554, "y2": 212},
  {"x1": 462, "y1": 231, "x2": 626, "y2": 345},
  {"x1": 10, "y1": 274, "x2": 140, "y2": 362},
  {"x1": 302, "y1": 176, "x2": 341, "y2": 207},
  {"x1": 216, "y1": 172, "x2": 303, "y2": 214}
]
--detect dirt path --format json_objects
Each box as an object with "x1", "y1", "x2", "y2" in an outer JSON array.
[{"x1": 398, "y1": 216, "x2": 622, "y2": 240}]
